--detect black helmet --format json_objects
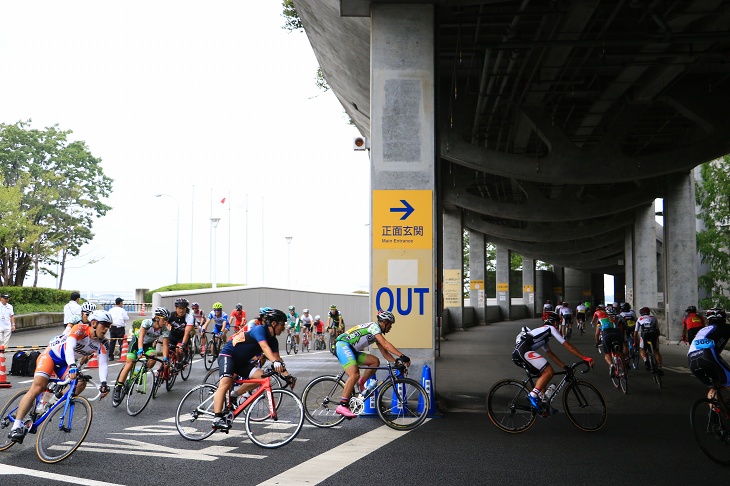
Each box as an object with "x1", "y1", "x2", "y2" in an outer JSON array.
[
  {"x1": 621, "y1": 303, "x2": 631, "y2": 312},
  {"x1": 154, "y1": 307, "x2": 171, "y2": 319},
  {"x1": 685, "y1": 305, "x2": 697, "y2": 313},
  {"x1": 263, "y1": 308, "x2": 287, "y2": 324},
  {"x1": 712, "y1": 307, "x2": 727, "y2": 319},
  {"x1": 639, "y1": 307, "x2": 650, "y2": 316},
  {"x1": 174, "y1": 298, "x2": 189, "y2": 308},
  {"x1": 545, "y1": 311, "x2": 559, "y2": 323},
  {"x1": 235, "y1": 303, "x2": 243, "y2": 311}
]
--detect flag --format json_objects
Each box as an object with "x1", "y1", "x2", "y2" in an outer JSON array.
[{"x1": 221, "y1": 197, "x2": 226, "y2": 204}]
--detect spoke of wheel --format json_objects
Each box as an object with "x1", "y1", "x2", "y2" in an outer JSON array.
[
  {"x1": 245, "y1": 389, "x2": 304, "y2": 448},
  {"x1": 487, "y1": 380, "x2": 535, "y2": 433},
  {"x1": 36, "y1": 397, "x2": 92, "y2": 464}
]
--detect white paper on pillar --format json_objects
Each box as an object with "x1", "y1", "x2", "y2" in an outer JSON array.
[{"x1": 388, "y1": 260, "x2": 418, "y2": 286}]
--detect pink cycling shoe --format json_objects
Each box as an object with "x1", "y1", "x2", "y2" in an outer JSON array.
[{"x1": 335, "y1": 405, "x2": 357, "y2": 419}]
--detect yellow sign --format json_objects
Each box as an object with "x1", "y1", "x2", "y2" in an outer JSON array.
[
  {"x1": 496, "y1": 283, "x2": 509, "y2": 292},
  {"x1": 523, "y1": 285, "x2": 534, "y2": 292},
  {"x1": 373, "y1": 190, "x2": 433, "y2": 249},
  {"x1": 444, "y1": 269, "x2": 462, "y2": 308},
  {"x1": 470, "y1": 279, "x2": 484, "y2": 290}
]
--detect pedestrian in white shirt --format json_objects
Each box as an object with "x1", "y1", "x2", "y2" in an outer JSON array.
[
  {"x1": 63, "y1": 291, "x2": 82, "y2": 330},
  {"x1": 108, "y1": 297, "x2": 130, "y2": 361},
  {"x1": 0, "y1": 293, "x2": 15, "y2": 348}
]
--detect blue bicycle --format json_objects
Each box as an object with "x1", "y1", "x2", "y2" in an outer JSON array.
[{"x1": 0, "y1": 375, "x2": 94, "y2": 463}]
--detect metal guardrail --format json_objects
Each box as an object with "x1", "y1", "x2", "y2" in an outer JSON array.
[{"x1": 95, "y1": 302, "x2": 150, "y2": 313}]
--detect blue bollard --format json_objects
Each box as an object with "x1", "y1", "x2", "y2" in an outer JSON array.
[
  {"x1": 418, "y1": 364, "x2": 439, "y2": 416},
  {"x1": 361, "y1": 377, "x2": 378, "y2": 416}
]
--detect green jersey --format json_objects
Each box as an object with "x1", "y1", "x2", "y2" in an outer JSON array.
[{"x1": 336, "y1": 322, "x2": 382, "y2": 352}]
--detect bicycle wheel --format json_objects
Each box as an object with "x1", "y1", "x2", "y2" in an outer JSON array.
[
  {"x1": 245, "y1": 389, "x2": 304, "y2": 448},
  {"x1": 180, "y1": 349, "x2": 192, "y2": 381},
  {"x1": 616, "y1": 356, "x2": 628, "y2": 394},
  {"x1": 329, "y1": 335, "x2": 337, "y2": 355},
  {"x1": 487, "y1": 380, "x2": 536, "y2": 433},
  {"x1": 127, "y1": 368, "x2": 155, "y2": 416},
  {"x1": 0, "y1": 388, "x2": 29, "y2": 451},
  {"x1": 152, "y1": 367, "x2": 165, "y2": 399},
  {"x1": 377, "y1": 378, "x2": 429, "y2": 431},
  {"x1": 562, "y1": 381, "x2": 606, "y2": 432},
  {"x1": 630, "y1": 346, "x2": 640, "y2": 370},
  {"x1": 690, "y1": 398, "x2": 730, "y2": 465},
  {"x1": 166, "y1": 357, "x2": 178, "y2": 392},
  {"x1": 36, "y1": 397, "x2": 93, "y2": 464},
  {"x1": 204, "y1": 339, "x2": 215, "y2": 370},
  {"x1": 203, "y1": 366, "x2": 220, "y2": 386},
  {"x1": 191, "y1": 333, "x2": 201, "y2": 355},
  {"x1": 176, "y1": 384, "x2": 217, "y2": 441},
  {"x1": 648, "y1": 345, "x2": 662, "y2": 388},
  {"x1": 301, "y1": 376, "x2": 346, "y2": 427},
  {"x1": 610, "y1": 354, "x2": 620, "y2": 389}
]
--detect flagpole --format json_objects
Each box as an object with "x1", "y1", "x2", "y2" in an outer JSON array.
[
  {"x1": 210, "y1": 187, "x2": 213, "y2": 284},
  {"x1": 245, "y1": 193, "x2": 248, "y2": 284},
  {"x1": 191, "y1": 185, "x2": 194, "y2": 283},
  {"x1": 228, "y1": 190, "x2": 231, "y2": 283}
]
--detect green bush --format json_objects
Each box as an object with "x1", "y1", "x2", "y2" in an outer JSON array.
[
  {"x1": 145, "y1": 283, "x2": 243, "y2": 303},
  {"x1": 132, "y1": 319, "x2": 144, "y2": 334},
  {"x1": 13, "y1": 303, "x2": 65, "y2": 314},
  {"x1": 0, "y1": 286, "x2": 76, "y2": 305}
]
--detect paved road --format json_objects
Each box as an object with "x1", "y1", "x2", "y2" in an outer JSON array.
[{"x1": 0, "y1": 322, "x2": 725, "y2": 484}]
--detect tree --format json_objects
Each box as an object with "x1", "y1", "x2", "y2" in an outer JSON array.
[
  {"x1": 695, "y1": 155, "x2": 730, "y2": 309},
  {"x1": 282, "y1": 0, "x2": 303, "y2": 32},
  {"x1": 0, "y1": 120, "x2": 112, "y2": 287}
]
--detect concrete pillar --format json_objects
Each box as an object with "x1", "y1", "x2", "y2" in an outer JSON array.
[
  {"x1": 665, "y1": 172, "x2": 698, "y2": 341},
  {"x1": 370, "y1": 5, "x2": 436, "y2": 372},
  {"x1": 625, "y1": 227, "x2": 635, "y2": 308},
  {"x1": 694, "y1": 165, "x2": 710, "y2": 304},
  {"x1": 564, "y1": 268, "x2": 584, "y2": 307},
  {"x1": 469, "y1": 231, "x2": 487, "y2": 324},
  {"x1": 635, "y1": 204, "x2": 658, "y2": 309},
  {"x1": 496, "y1": 245, "x2": 511, "y2": 320},
  {"x1": 443, "y1": 207, "x2": 463, "y2": 329},
  {"x1": 522, "y1": 258, "x2": 535, "y2": 317},
  {"x1": 553, "y1": 266, "x2": 565, "y2": 302},
  {"x1": 614, "y1": 273, "x2": 626, "y2": 304}
]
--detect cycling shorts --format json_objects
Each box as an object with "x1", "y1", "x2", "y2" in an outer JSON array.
[
  {"x1": 127, "y1": 336, "x2": 157, "y2": 361},
  {"x1": 638, "y1": 330, "x2": 659, "y2": 350},
  {"x1": 217, "y1": 353, "x2": 255, "y2": 380},
  {"x1": 34, "y1": 350, "x2": 70, "y2": 379},
  {"x1": 560, "y1": 314, "x2": 573, "y2": 325},
  {"x1": 601, "y1": 328, "x2": 622, "y2": 354},
  {"x1": 624, "y1": 325, "x2": 636, "y2": 340},
  {"x1": 168, "y1": 330, "x2": 186, "y2": 347},
  {"x1": 335, "y1": 341, "x2": 368, "y2": 370},
  {"x1": 512, "y1": 341, "x2": 548, "y2": 376},
  {"x1": 688, "y1": 347, "x2": 730, "y2": 387},
  {"x1": 213, "y1": 324, "x2": 229, "y2": 335},
  {"x1": 576, "y1": 312, "x2": 586, "y2": 320}
]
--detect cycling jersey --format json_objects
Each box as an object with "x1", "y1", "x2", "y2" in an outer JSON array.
[
  {"x1": 314, "y1": 319, "x2": 324, "y2": 333},
  {"x1": 39, "y1": 324, "x2": 109, "y2": 382},
  {"x1": 218, "y1": 325, "x2": 280, "y2": 379},
  {"x1": 288, "y1": 312, "x2": 300, "y2": 332},
  {"x1": 687, "y1": 324, "x2": 730, "y2": 387},
  {"x1": 576, "y1": 304, "x2": 586, "y2": 315},
  {"x1": 328, "y1": 310, "x2": 342, "y2": 327},
  {"x1": 207, "y1": 311, "x2": 230, "y2": 333},
  {"x1": 512, "y1": 325, "x2": 565, "y2": 375},
  {"x1": 230, "y1": 309, "x2": 246, "y2": 331},
  {"x1": 595, "y1": 311, "x2": 617, "y2": 331},
  {"x1": 300, "y1": 314, "x2": 314, "y2": 329},
  {"x1": 336, "y1": 322, "x2": 382, "y2": 352},
  {"x1": 621, "y1": 310, "x2": 637, "y2": 327},
  {"x1": 136, "y1": 318, "x2": 170, "y2": 345},
  {"x1": 168, "y1": 311, "x2": 194, "y2": 334},
  {"x1": 635, "y1": 315, "x2": 658, "y2": 334}
]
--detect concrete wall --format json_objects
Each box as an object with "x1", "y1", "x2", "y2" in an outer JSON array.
[
  {"x1": 153, "y1": 286, "x2": 370, "y2": 325},
  {"x1": 14, "y1": 313, "x2": 63, "y2": 332}
]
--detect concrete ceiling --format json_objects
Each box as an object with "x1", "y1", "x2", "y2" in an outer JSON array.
[{"x1": 295, "y1": 0, "x2": 730, "y2": 274}]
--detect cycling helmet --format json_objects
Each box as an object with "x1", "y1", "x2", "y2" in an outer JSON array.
[
  {"x1": 685, "y1": 305, "x2": 697, "y2": 313},
  {"x1": 288, "y1": 305, "x2": 295, "y2": 311},
  {"x1": 154, "y1": 307, "x2": 171, "y2": 319},
  {"x1": 81, "y1": 302, "x2": 96, "y2": 313},
  {"x1": 546, "y1": 300, "x2": 552, "y2": 305},
  {"x1": 377, "y1": 310, "x2": 395, "y2": 323},
  {"x1": 639, "y1": 307, "x2": 650, "y2": 316},
  {"x1": 174, "y1": 298, "x2": 189, "y2": 308},
  {"x1": 545, "y1": 311, "x2": 559, "y2": 324},
  {"x1": 706, "y1": 308, "x2": 716, "y2": 317},
  {"x1": 263, "y1": 308, "x2": 287, "y2": 324},
  {"x1": 330, "y1": 304, "x2": 337, "y2": 310},
  {"x1": 303, "y1": 308, "x2": 309, "y2": 313},
  {"x1": 562, "y1": 302, "x2": 568, "y2": 307},
  {"x1": 712, "y1": 307, "x2": 727, "y2": 318},
  {"x1": 235, "y1": 303, "x2": 243, "y2": 311},
  {"x1": 191, "y1": 302, "x2": 199, "y2": 308},
  {"x1": 315, "y1": 315, "x2": 321, "y2": 320},
  {"x1": 621, "y1": 303, "x2": 631, "y2": 312},
  {"x1": 597, "y1": 304, "x2": 605, "y2": 310},
  {"x1": 90, "y1": 310, "x2": 113, "y2": 325},
  {"x1": 212, "y1": 302, "x2": 223, "y2": 310}
]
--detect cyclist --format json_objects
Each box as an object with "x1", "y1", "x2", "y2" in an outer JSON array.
[
  {"x1": 513, "y1": 311, "x2": 594, "y2": 413},
  {"x1": 287, "y1": 306, "x2": 300, "y2": 349},
  {"x1": 620, "y1": 302, "x2": 637, "y2": 357},
  {"x1": 204, "y1": 302, "x2": 231, "y2": 343},
  {"x1": 327, "y1": 304, "x2": 343, "y2": 340},
  {"x1": 211, "y1": 308, "x2": 295, "y2": 431},
  {"x1": 244, "y1": 307, "x2": 270, "y2": 332},
  {"x1": 230, "y1": 303, "x2": 246, "y2": 334},
  {"x1": 168, "y1": 298, "x2": 194, "y2": 367},
  {"x1": 333, "y1": 310, "x2": 411, "y2": 419},
  {"x1": 682, "y1": 305, "x2": 706, "y2": 344},
  {"x1": 633, "y1": 306, "x2": 664, "y2": 375},
  {"x1": 313, "y1": 314, "x2": 325, "y2": 348},
  {"x1": 7, "y1": 310, "x2": 113, "y2": 444},
  {"x1": 112, "y1": 307, "x2": 170, "y2": 405},
  {"x1": 575, "y1": 302, "x2": 587, "y2": 332},
  {"x1": 300, "y1": 309, "x2": 314, "y2": 351},
  {"x1": 191, "y1": 302, "x2": 206, "y2": 351},
  {"x1": 593, "y1": 304, "x2": 625, "y2": 376},
  {"x1": 558, "y1": 301, "x2": 573, "y2": 338},
  {"x1": 687, "y1": 306, "x2": 730, "y2": 400},
  {"x1": 542, "y1": 300, "x2": 554, "y2": 321}
]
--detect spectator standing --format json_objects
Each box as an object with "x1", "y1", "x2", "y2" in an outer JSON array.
[
  {"x1": 0, "y1": 293, "x2": 16, "y2": 347},
  {"x1": 108, "y1": 297, "x2": 130, "y2": 361},
  {"x1": 63, "y1": 291, "x2": 82, "y2": 330}
]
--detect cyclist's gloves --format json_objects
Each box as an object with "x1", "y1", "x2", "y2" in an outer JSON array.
[
  {"x1": 595, "y1": 343, "x2": 600, "y2": 349},
  {"x1": 399, "y1": 354, "x2": 410, "y2": 364},
  {"x1": 273, "y1": 360, "x2": 285, "y2": 372},
  {"x1": 582, "y1": 356, "x2": 595, "y2": 366},
  {"x1": 137, "y1": 349, "x2": 144, "y2": 358},
  {"x1": 284, "y1": 375, "x2": 297, "y2": 389},
  {"x1": 68, "y1": 364, "x2": 78, "y2": 376},
  {"x1": 99, "y1": 382, "x2": 110, "y2": 396}
]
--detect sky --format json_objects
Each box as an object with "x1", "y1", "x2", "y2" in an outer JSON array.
[{"x1": 0, "y1": 1, "x2": 371, "y2": 299}]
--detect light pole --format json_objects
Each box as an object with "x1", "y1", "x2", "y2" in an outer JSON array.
[
  {"x1": 155, "y1": 194, "x2": 179, "y2": 284},
  {"x1": 285, "y1": 236, "x2": 293, "y2": 288},
  {"x1": 211, "y1": 217, "x2": 221, "y2": 289}
]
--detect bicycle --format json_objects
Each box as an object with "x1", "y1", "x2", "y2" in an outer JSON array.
[
  {"x1": 626, "y1": 331, "x2": 640, "y2": 370},
  {"x1": 301, "y1": 360, "x2": 429, "y2": 431},
  {"x1": 203, "y1": 332, "x2": 223, "y2": 371},
  {"x1": 609, "y1": 341, "x2": 628, "y2": 394},
  {"x1": 175, "y1": 367, "x2": 303, "y2": 448},
  {"x1": 0, "y1": 375, "x2": 94, "y2": 463},
  {"x1": 203, "y1": 365, "x2": 285, "y2": 397},
  {"x1": 314, "y1": 333, "x2": 327, "y2": 351},
  {"x1": 576, "y1": 315, "x2": 585, "y2": 335},
  {"x1": 190, "y1": 327, "x2": 202, "y2": 356},
  {"x1": 164, "y1": 343, "x2": 192, "y2": 391},
  {"x1": 285, "y1": 327, "x2": 298, "y2": 355},
  {"x1": 301, "y1": 330, "x2": 310, "y2": 353},
  {"x1": 121, "y1": 355, "x2": 169, "y2": 416},
  {"x1": 487, "y1": 361, "x2": 606, "y2": 433},
  {"x1": 690, "y1": 386, "x2": 730, "y2": 465},
  {"x1": 329, "y1": 327, "x2": 344, "y2": 355},
  {"x1": 644, "y1": 338, "x2": 662, "y2": 388}
]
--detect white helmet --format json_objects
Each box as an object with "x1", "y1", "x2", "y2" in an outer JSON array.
[
  {"x1": 315, "y1": 315, "x2": 320, "y2": 320},
  {"x1": 90, "y1": 310, "x2": 113, "y2": 325},
  {"x1": 303, "y1": 308, "x2": 309, "y2": 313},
  {"x1": 81, "y1": 302, "x2": 96, "y2": 313}
]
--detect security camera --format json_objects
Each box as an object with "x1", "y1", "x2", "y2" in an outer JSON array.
[{"x1": 353, "y1": 136, "x2": 369, "y2": 151}]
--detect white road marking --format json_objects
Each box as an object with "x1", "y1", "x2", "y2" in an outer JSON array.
[
  {"x1": 0, "y1": 462, "x2": 125, "y2": 486},
  {"x1": 258, "y1": 422, "x2": 426, "y2": 485}
]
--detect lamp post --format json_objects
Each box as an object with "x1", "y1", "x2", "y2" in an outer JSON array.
[
  {"x1": 155, "y1": 194, "x2": 179, "y2": 284},
  {"x1": 211, "y1": 217, "x2": 221, "y2": 289},
  {"x1": 285, "y1": 236, "x2": 293, "y2": 288}
]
